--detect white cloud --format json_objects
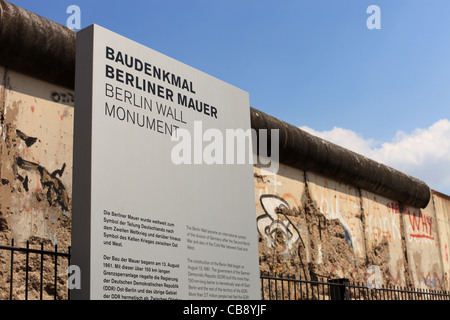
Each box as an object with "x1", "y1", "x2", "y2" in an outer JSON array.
[{"x1": 300, "y1": 119, "x2": 450, "y2": 195}]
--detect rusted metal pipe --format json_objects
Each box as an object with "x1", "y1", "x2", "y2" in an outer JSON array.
[
  {"x1": 0, "y1": 0, "x2": 431, "y2": 208},
  {"x1": 0, "y1": 0, "x2": 76, "y2": 89}
]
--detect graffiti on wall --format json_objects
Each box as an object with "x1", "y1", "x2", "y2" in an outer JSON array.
[
  {"x1": 0, "y1": 68, "x2": 74, "y2": 247},
  {"x1": 50, "y1": 91, "x2": 74, "y2": 106},
  {"x1": 363, "y1": 193, "x2": 402, "y2": 246},
  {"x1": 308, "y1": 177, "x2": 365, "y2": 259},
  {"x1": 16, "y1": 156, "x2": 70, "y2": 212},
  {"x1": 312, "y1": 192, "x2": 359, "y2": 253},
  {"x1": 256, "y1": 194, "x2": 302, "y2": 256},
  {"x1": 404, "y1": 208, "x2": 435, "y2": 244}
]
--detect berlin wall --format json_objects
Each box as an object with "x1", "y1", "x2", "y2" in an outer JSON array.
[{"x1": 0, "y1": 0, "x2": 448, "y2": 299}]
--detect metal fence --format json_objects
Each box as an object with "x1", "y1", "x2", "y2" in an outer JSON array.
[
  {"x1": 1, "y1": 241, "x2": 449, "y2": 300},
  {"x1": 260, "y1": 272, "x2": 450, "y2": 300},
  {"x1": 0, "y1": 240, "x2": 71, "y2": 300}
]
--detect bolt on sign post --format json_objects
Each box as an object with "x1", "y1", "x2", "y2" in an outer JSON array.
[{"x1": 72, "y1": 25, "x2": 260, "y2": 300}]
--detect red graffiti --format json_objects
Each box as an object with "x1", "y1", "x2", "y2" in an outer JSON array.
[
  {"x1": 407, "y1": 210, "x2": 434, "y2": 240},
  {"x1": 415, "y1": 270, "x2": 446, "y2": 289},
  {"x1": 281, "y1": 193, "x2": 299, "y2": 208},
  {"x1": 386, "y1": 202, "x2": 400, "y2": 214},
  {"x1": 387, "y1": 270, "x2": 404, "y2": 287}
]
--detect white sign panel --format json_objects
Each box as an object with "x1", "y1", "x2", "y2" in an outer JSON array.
[{"x1": 72, "y1": 25, "x2": 260, "y2": 300}]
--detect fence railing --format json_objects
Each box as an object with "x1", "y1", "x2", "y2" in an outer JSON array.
[
  {"x1": 348, "y1": 281, "x2": 450, "y2": 300},
  {"x1": 260, "y1": 272, "x2": 450, "y2": 300},
  {"x1": 0, "y1": 240, "x2": 71, "y2": 300},
  {"x1": 1, "y1": 241, "x2": 449, "y2": 300},
  {"x1": 260, "y1": 272, "x2": 333, "y2": 300}
]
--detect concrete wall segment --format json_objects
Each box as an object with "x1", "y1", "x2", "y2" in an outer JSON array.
[
  {"x1": 431, "y1": 191, "x2": 450, "y2": 291},
  {"x1": 0, "y1": 68, "x2": 73, "y2": 247},
  {"x1": 306, "y1": 172, "x2": 365, "y2": 260},
  {"x1": 402, "y1": 201, "x2": 447, "y2": 290},
  {"x1": 254, "y1": 164, "x2": 307, "y2": 275}
]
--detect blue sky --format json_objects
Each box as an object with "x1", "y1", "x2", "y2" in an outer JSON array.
[{"x1": 8, "y1": 0, "x2": 450, "y2": 195}]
